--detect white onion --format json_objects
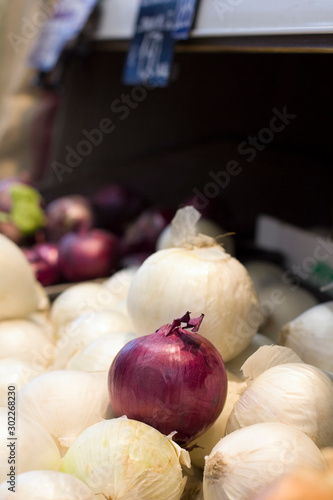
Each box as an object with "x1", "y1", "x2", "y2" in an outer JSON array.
[
  {"x1": 0, "y1": 471, "x2": 96, "y2": 500},
  {"x1": 128, "y1": 207, "x2": 260, "y2": 362},
  {"x1": 227, "y1": 360, "x2": 333, "y2": 448},
  {"x1": 225, "y1": 333, "x2": 275, "y2": 379},
  {"x1": 203, "y1": 422, "x2": 326, "y2": 500},
  {"x1": 189, "y1": 371, "x2": 246, "y2": 469},
  {"x1": 279, "y1": 301, "x2": 333, "y2": 378},
  {"x1": 0, "y1": 319, "x2": 55, "y2": 369},
  {"x1": 156, "y1": 217, "x2": 235, "y2": 256},
  {"x1": 51, "y1": 310, "x2": 134, "y2": 369},
  {"x1": 61, "y1": 417, "x2": 190, "y2": 500},
  {"x1": 29, "y1": 311, "x2": 55, "y2": 340},
  {"x1": 258, "y1": 282, "x2": 318, "y2": 341},
  {"x1": 50, "y1": 282, "x2": 126, "y2": 329},
  {"x1": 18, "y1": 370, "x2": 114, "y2": 455},
  {"x1": 0, "y1": 408, "x2": 61, "y2": 483},
  {"x1": 0, "y1": 234, "x2": 40, "y2": 320},
  {"x1": 103, "y1": 266, "x2": 138, "y2": 299},
  {"x1": 0, "y1": 358, "x2": 40, "y2": 405},
  {"x1": 67, "y1": 331, "x2": 136, "y2": 372}
]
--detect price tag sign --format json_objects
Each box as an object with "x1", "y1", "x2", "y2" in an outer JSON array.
[
  {"x1": 173, "y1": 0, "x2": 199, "y2": 40},
  {"x1": 29, "y1": 0, "x2": 99, "y2": 72},
  {"x1": 123, "y1": 0, "x2": 178, "y2": 87}
]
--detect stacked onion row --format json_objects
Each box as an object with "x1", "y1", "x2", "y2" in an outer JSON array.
[{"x1": 0, "y1": 207, "x2": 332, "y2": 500}]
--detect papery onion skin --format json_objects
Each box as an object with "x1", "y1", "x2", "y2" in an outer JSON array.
[
  {"x1": 60, "y1": 417, "x2": 190, "y2": 500},
  {"x1": 108, "y1": 312, "x2": 228, "y2": 447}
]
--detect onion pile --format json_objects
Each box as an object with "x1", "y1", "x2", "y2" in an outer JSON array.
[{"x1": 2, "y1": 202, "x2": 333, "y2": 499}]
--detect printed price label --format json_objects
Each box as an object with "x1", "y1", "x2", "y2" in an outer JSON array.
[
  {"x1": 173, "y1": 0, "x2": 199, "y2": 40},
  {"x1": 123, "y1": 0, "x2": 178, "y2": 87},
  {"x1": 29, "y1": 0, "x2": 99, "y2": 72}
]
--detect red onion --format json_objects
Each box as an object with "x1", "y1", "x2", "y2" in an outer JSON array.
[
  {"x1": 108, "y1": 312, "x2": 227, "y2": 446},
  {"x1": 123, "y1": 207, "x2": 174, "y2": 254},
  {"x1": 58, "y1": 229, "x2": 119, "y2": 282},
  {"x1": 23, "y1": 243, "x2": 60, "y2": 287},
  {"x1": 46, "y1": 195, "x2": 94, "y2": 241},
  {"x1": 91, "y1": 184, "x2": 147, "y2": 235}
]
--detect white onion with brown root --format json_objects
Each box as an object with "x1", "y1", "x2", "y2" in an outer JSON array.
[
  {"x1": 127, "y1": 207, "x2": 260, "y2": 361},
  {"x1": 203, "y1": 422, "x2": 326, "y2": 500}
]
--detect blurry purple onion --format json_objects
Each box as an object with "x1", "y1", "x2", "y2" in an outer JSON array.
[
  {"x1": 46, "y1": 195, "x2": 94, "y2": 241},
  {"x1": 23, "y1": 243, "x2": 60, "y2": 287},
  {"x1": 58, "y1": 229, "x2": 119, "y2": 282},
  {"x1": 108, "y1": 312, "x2": 227, "y2": 446},
  {"x1": 91, "y1": 184, "x2": 147, "y2": 235},
  {"x1": 123, "y1": 207, "x2": 174, "y2": 254}
]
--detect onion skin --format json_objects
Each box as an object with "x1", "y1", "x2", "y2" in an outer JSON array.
[
  {"x1": 58, "y1": 229, "x2": 119, "y2": 282},
  {"x1": 108, "y1": 312, "x2": 227, "y2": 447}
]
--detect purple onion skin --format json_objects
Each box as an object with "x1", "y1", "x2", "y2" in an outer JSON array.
[
  {"x1": 46, "y1": 195, "x2": 94, "y2": 241},
  {"x1": 58, "y1": 229, "x2": 119, "y2": 282},
  {"x1": 108, "y1": 312, "x2": 227, "y2": 447}
]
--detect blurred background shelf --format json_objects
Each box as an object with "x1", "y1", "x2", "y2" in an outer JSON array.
[{"x1": 93, "y1": 0, "x2": 333, "y2": 53}]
